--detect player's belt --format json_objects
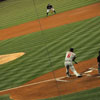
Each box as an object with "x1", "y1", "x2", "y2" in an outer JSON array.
[{"x1": 65, "y1": 60, "x2": 72, "y2": 62}]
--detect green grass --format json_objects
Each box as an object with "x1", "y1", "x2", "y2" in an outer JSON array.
[
  {"x1": 41, "y1": 87, "x2": 100, "y2": 100},
  {"x1": 0, "y1": 94, "x2": 13, "y2": 100},
  {"x1": 0, "y1": 0, "x2": 100, "y2": 29},
  {"x1": 0, "y1": 16, "x2": 100, "y2": 91}
]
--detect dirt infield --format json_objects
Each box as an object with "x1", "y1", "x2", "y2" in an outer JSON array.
[{"x1": 0, "y1": 2, "x2": 100, "y2": 100}]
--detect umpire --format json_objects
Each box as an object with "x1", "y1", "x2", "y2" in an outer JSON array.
[{"x1": 97, "y1": 51, "x2": 100, "y2": 75}]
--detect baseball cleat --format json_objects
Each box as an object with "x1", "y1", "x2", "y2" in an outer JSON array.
[
  {"x1": 66, "y1": 73, "x2": 71, "y2": 77},
  {"x1": 67, "y1": 75, "x2": 71, "y2": 77},
  {"x1": 77, "y1": 74, "x2": 82, "y2": 78}
]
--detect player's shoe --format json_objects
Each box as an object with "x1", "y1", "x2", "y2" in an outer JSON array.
[
  {"x1": 66, "y1": 72, "x2": 71, "y2": 77},
  {"x1": 77, "y1": 74, "x2": 82, "y2": 78}
]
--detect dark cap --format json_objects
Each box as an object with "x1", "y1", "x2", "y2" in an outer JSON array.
[{"x1": 70, "y1": 48, "x2": 74, "y2": 52}]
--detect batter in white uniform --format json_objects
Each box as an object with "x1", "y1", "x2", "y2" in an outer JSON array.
[{"x1": 65, "y1": 48, "x2": 82, "y2": 78}]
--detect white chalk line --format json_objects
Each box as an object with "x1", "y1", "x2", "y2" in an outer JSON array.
[
  {"x1": 57, "y1": 79, "x2": 69, "y2": 82},
  {"x1": 0, "y1": 67, "x2": 98, "y2": 93},
  {"x1": 57, "y1": 67, "x2": 98, "y2": 82},
  {"x1": 0, "y1": 76, "x2": 67, "y2": 93}
]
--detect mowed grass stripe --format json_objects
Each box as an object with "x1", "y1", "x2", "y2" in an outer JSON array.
[
  {"x1": 0, "y1": 17, "x2": 98, "y2": 61},
  {"x1": 0, "y1": 16, "x2": 99, "y2": 62},
  {"x1": 0, "y1": 17, "x2": 100, "y2": 90},
  {"x1": 0, "y1": 0, "x2": 100, "y2": 29},
  {"x1": 40, "y1": 16, "x2": 98, "y2": 49},
  {"x1": 42, "y1": 17, "x2": 99, "y2": 61}
]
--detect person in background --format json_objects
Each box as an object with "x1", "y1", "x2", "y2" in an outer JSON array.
[
  {"x1": 46, "y1": 4, "x2": 56, "y2": 16},
  {"x1": 97, "y1": 51, "x2": 100, "y2": 75}
]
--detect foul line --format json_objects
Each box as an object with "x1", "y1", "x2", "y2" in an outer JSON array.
[
  {"x1": 0, "y1": 67, "x2": 98, "y2": 93},
  {"x1": 0, "y1": 76, "x2": 67, "y2": 93}
]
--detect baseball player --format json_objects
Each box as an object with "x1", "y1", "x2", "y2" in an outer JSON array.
[
  {"x1": 97, "y1": 51, "x2": 100, "y2": 75},
  {"x1": 46, "y1": 4, "x2": 56, "y2": 16},
  {"x1": 64, "y1": 48, "x2": 82, "y2": 78}
]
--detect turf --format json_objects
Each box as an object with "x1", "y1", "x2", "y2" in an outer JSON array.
[
  {"x1": 0, "y1": 16, "x2": 100, "y2": 90},
  {"x1": 0, "y1": 94, "x2": 13, "y2": 100},
  {"x1": 0, "y1": 0, "x2": 100, "y2": 29},
  {"x1": 41, "y1": 87, "x2": 100, "y2": 100}
]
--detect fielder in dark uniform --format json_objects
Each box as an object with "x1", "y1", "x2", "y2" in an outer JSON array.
[
  {"x1": 46, "y1": 4, "x2": 56, "y2": 16},
  {"x1": 97, "y1": 51, "x2": 100, "y2": 75}
]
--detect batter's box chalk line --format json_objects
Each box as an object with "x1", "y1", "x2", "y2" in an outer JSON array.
[
  {"x1": 0, "y1": 76, "x2": 68, "y2": 93},
  {"x1": 97, "y1": 76, "x2": 100, "y2": 78},
  {"x1": 56, "y1": 79, "x2": 69, "y2": 82},
  {"x1": 83, "y1": 67, "x2": 97, "y2": 74},
  {"x1": 56, "y1": 67, "x2": 98, "y2": 82},
  {"x1": 0, "y1": 67, "x2": 98, "y2": 93},
  {"x1": 56, "y1": 76, "x2": 70, "y2": 82}
]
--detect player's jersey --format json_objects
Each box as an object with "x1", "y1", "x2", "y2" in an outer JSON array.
[{"x1": 65, "y1": 51, "x2": 76, "y2": 62}]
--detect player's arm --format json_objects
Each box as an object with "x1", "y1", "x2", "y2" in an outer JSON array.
[{"x1": 73, "y1": 56, "x2": 78, "y2": 64}]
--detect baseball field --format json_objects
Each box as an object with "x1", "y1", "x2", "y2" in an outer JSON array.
[{"x1": 0, "y1": 0, "x2": 100, "y2": 100}]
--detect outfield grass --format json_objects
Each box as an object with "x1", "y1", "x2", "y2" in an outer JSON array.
[
  {"x1": 0, "y1": 0, "x2": 100, "y2": 29},
  {"x1": 0, "y1": 16, "x2": 100, "y2": 91},
  {"x1": 41, "y1": 87, "x2": 100, "y2": 100}
]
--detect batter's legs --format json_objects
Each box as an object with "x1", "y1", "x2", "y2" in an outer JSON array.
[
  {"x1": 66, "y1": 65, "x2": 71, "y2": 77},
  {"x1": 70, "y1": 65, "x2": 81, "y2": 77}
]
